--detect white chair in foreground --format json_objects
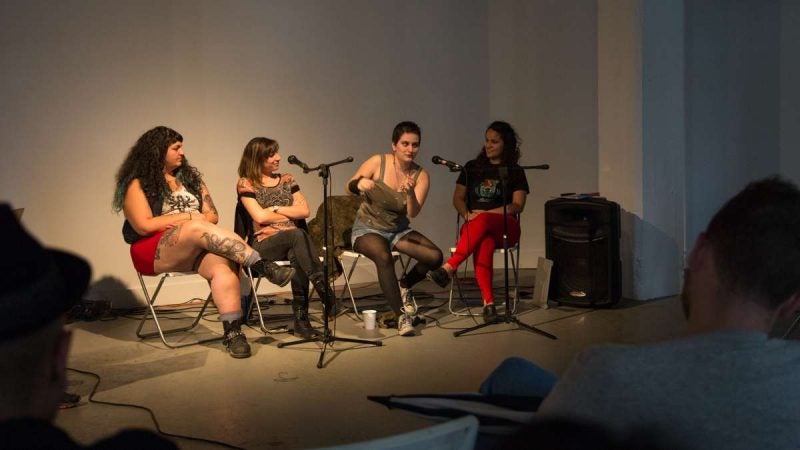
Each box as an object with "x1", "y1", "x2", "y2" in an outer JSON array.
[
  {"x1": 312, "y1": 415, "x2": 478, "y2": 450},
  {"x1": 135, "y1": 271, "x2": 221, "y2": 348}
]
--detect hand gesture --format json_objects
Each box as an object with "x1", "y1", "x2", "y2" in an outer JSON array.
[
  {"x1": 357, "y1": 178, "x2": 376, "y2": 192},
  {"x1": 400, "y1": 173, "x2": 416, "y2": 194}
]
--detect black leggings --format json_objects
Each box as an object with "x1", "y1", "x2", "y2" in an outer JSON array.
[
  {"x1": 252, "y1": 228, "x2": 322, "y2": 300},
  {"x1": 352, "y1": 230, "x2": 443, "y2": 315}
]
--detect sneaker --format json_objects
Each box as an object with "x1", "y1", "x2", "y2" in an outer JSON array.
[
  {"x1": 252, "y1": 260, "x2": 295, "y2": 287},
  {"x1": 397, "y1": 313, "x2": 415, "y2": 336},
  {"x1": 482, "y1": 303, "x2": 497, "y2": 324},
  {"x1": 426, "y1": 267, "x2": 451, "y2": 288},
  {"x1": 223, "y1": 329, "x2": 252, "y2": 358},
  {"x1": 400, "y1": 286, "x2": 417, "y2": 316}
]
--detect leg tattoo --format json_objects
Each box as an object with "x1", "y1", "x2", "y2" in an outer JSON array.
[
  {"x1": 201, "y1": 232, "x2": 247, "y2": 264},
  {"x1": 155, "y1": 224, "x2": 183, "y2": 261}
]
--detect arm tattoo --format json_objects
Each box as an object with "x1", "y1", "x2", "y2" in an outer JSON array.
[
  {"x1": 154, "y1": 224, "x2": 183, "y2": 260},
  {"x1": 201, "y1": 232, "x2": 247, "y2": 264},
  {"x1": 203, "y1": 194, "x2": 218, "y2": 216}
]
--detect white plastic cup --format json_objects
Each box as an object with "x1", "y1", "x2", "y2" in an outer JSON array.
[{"x1": 363, "y1": 309, "x2": 377, "y2": 330}]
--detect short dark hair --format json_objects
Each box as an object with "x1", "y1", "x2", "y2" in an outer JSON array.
[
  {"x1": 392, "y1": 121, "x2": 421, "y2": 144},
  {"x1": 705, "y1": 176, "x2": 800, "y2": 309}
]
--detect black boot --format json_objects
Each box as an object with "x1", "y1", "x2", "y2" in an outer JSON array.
[
  {"x1": 292, "y1": 297, "x2": 316, "y2": 339},
  {"x1": 310, "y1": 274, "x2": 337, "y2": 320},
  {"x1": 251, "y1": 260, "x2": 296, "y2": 287},
  {"x1": 222, "y1": 319, "x2": 251, "y2": 358},
  {"x1": 482, "y1": 303, "x2": 497, "y2": 324}
]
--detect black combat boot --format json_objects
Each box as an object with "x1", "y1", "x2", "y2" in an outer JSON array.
[
  {"x1": 251, "y1": 260, "x2": 296, "y2": 287},
  {"x1": 292, "y1": 297, "x2": 316, "y2": 339},
  {"x1": 222, "y1": 319, "x2": 251, "y2": 358},
  {"x1": 310, "y1": 273, "x2": 337, "y2": 321}
]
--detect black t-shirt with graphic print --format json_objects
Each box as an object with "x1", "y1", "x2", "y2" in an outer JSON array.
[{"x1": 455, "y1": 160, "x2": 529, "y2": 211}]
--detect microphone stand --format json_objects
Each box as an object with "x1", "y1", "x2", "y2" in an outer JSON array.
[
  {"x1": 454, "y1": 164, "x2": 556, "y2": 340},
  {"x1": 278, "y1": 157, "x2": 382, "y2": 368}
]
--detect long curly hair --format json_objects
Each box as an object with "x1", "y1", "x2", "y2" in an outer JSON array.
[
  {"x1": 475, "y1": 121, "x2": 522, "y2": 166},
  {"x1": 113, "y1": 126, "x2": 203, "y2": 211},
  {"x1": 238, "y1": 137, "x2": 280, "y2": 188}
]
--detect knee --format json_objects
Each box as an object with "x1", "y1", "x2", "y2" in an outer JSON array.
[
  {"x1": 371, "y1": 252, "x2": 394, "y2": 268},
  {"x1": 432, "y1": 249, "x2": 443, "y2": 267},
  {"x1": 207, "y1": 261, "x2": 239, "y2": 285}
]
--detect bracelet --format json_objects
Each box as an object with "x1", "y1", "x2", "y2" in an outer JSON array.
[{"x1": 348, "y1": 177, "x2": 362, "y2": 195}]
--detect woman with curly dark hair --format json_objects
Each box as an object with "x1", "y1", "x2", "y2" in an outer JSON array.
[
  {"x1": 427, "y1": 121, "x2": 529, "y2": 324},
  {"x1": 236, "y1": 137, "x2": 336, "y2": 338},
  {"x1": 113, "y1": 126, "x2": 295, "y2": 358}
]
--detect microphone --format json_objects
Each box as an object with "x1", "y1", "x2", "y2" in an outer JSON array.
[
  {"x1": 287, "y1": 155, "x2": 309, "y2": 170},
  {"x1": 431, "y1": 156, "x2": 463, "y2": 171}
]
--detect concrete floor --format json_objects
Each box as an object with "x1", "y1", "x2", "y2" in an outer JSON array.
[{"x1": 57, "y1": 270, "x2": 691, "y2": 449}]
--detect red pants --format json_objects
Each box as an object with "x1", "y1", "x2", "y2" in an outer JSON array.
[{"x1": 446, "y1": 213, "x2": 520, "y2": 304}]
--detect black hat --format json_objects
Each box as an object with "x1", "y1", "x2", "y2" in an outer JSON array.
[{"x1": 0, "y1": 204, "x2": 91, "y2": 340}]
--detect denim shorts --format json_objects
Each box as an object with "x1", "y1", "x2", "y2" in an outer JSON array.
[{"x1": 350, "y1": 217, "x2": 413, "y2": 249}]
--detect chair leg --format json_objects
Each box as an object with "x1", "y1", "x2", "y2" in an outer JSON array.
[
  {"x1": 339, "y1": 254, "x2": 362, "y2": 318},
  {"x1": 510, "y1": 248, "x2": 520, "y2": 313},
  {"x1": 135, "y1": 273, "x2": 221, "y2": 349},
  {"x1": 244, "y1": 267, "x2": 289, "y2": 335},
  {"x1": 448, "y1": 263, "x2": 481, "y2": 317}
]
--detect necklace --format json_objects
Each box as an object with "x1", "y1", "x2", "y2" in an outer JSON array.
[{"x1": 393, "y1": 154, "x2": 414, "y2": 192}]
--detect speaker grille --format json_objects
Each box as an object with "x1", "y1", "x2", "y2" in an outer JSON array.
[{"x1": 545, "y1": 198, "x2": 621, "y2": 307}]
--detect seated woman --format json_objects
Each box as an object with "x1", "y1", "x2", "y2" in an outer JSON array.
[
  {"x1": 236, "y1": 137, "x2": 336, "y2": 338},
  {"x1": 427, "y1": 121, "x2": 529, "y2": 323},
  {"x1": 346, "y1": 121, "x2": 443, "y2": 336},
  {"x1": 113, "y1": 126, "x2": 295, "y2": 358}
]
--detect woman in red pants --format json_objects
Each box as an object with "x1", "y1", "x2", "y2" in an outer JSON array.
[{"x1": 427, "y1": 121, "x2": 528, "y2": 323}]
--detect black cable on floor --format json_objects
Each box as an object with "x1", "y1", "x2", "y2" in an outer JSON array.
[{"x1": 66, "y1": 367, "x2": 245, "y2": 450}]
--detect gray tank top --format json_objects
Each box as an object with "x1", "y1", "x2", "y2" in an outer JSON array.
[{"x1": 355, "y1": 154, "x2": 421, "y2": 231}]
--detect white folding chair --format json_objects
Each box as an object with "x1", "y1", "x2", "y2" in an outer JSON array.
[
  {"x1": 135, "y1": 271, "x2": 222, "y2": 348},
  {"x1": 311, "y1": 414, "x2": 478, "y2": 450},
  {"x1": 241, "y1": 262, "x2": 297, "y2": 334},
  {"x1": 338, "y1": 250, "x2": 410, "y2": 319},
  {"x1": 448, "y1": 215, "x2": 522, "y2": 317}
]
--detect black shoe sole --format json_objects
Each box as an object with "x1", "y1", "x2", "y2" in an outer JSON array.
[
  {"x1": 271, "y1": 267, "x2": 296, "y2": 287},
  {"x1": 426, "y1": 270, "x2": 451, "y2": 288}
]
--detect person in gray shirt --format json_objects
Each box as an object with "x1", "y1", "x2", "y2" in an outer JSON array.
[{"x1": 490, "y1": 176, "x2": 800, "y2": 450}]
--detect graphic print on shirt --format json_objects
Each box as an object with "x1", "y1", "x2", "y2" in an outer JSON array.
[{"x1": 475, "y1": 179, "x2": 501, "y2": 206}]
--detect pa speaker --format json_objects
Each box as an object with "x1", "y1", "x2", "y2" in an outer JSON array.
[{"x1": 545, "y1": 197, "x2": 621, "y2": 307}]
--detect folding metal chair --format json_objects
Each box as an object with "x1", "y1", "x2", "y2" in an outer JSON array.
[
  {"x1": 135, "y1": 271, "x2": 222, "y2": 348},
  {"x1": 338, "y1": 249, "x2": 410, "y2": 319},
  {"x1": 448, "y1": 215, "x2": 522, "y2": 317}
]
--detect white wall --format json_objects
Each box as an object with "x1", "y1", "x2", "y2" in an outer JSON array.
[
  {"x1": 488, "y1": 0, "x2": 599, "y2": 266},
  {"x1": 597, "y1": 0, "x2": 687, "y2": 301},
  {"x1": 0, "y1": 0, "x2": 489, "y2": 306},
  {"x1": 685, "y1": 0, "x2": 781, "y2": 243}
]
